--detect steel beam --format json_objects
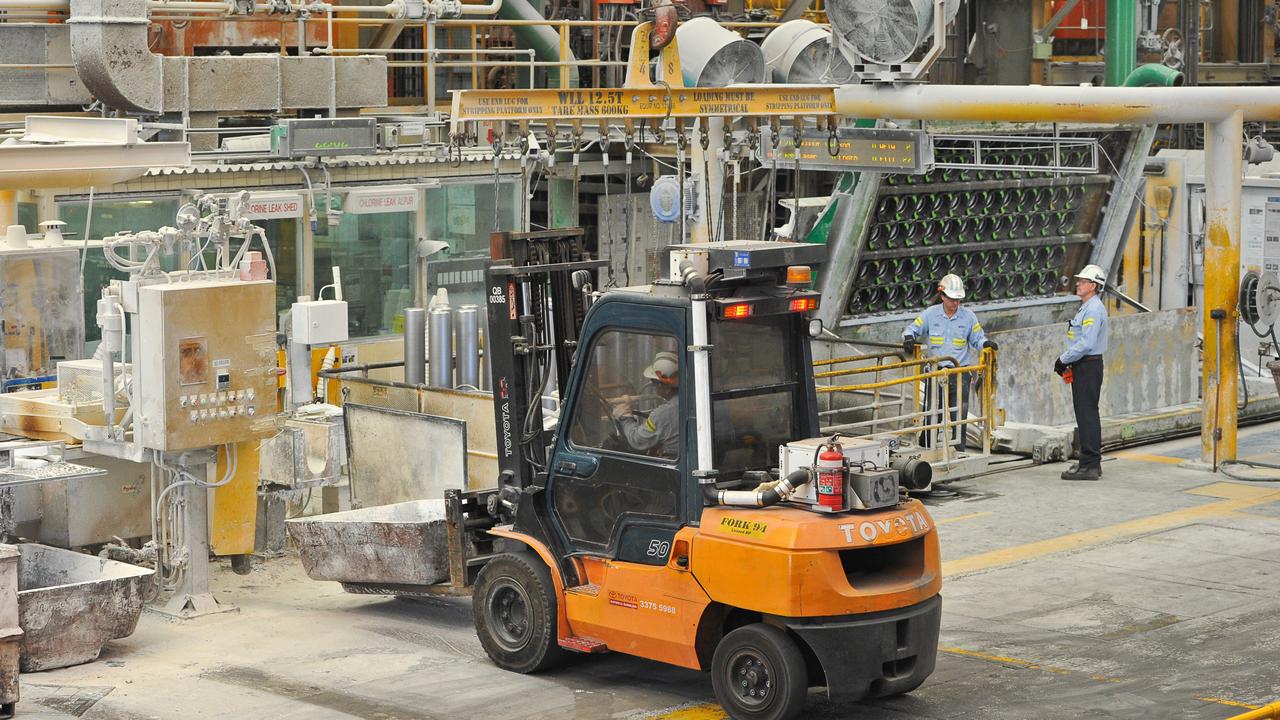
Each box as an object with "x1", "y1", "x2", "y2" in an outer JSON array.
[{"x1": 1201, "y1": 109, "x2": 1243, "y2": 465}]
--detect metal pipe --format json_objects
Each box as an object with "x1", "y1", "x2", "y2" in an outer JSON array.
[
  {"x1": 428, "y1": 304, "x2": 454, "y2": 388},
  {"x1": 831, "y1": 84, "x2": 1280, "y2": 123},
  {"x1": 1104, "y1": 0, "x2": 1137, "y2": 86},
  {"x1": 1124, "y1": 63, "x2": 1184, "y2": 86},
  {"x1": 457, "y1": 0, "x2": 501, "y2": 15},
  {"x1": 1226, "y1": 702, "x2": 1280, "y2": 720},
  {"x1": 455, "y1": 304, "x2": 480, "y2": 389},
  {"x1": 1201, "y1": 109, "x2": 1244, "y2": 465},
  {"x1": 403, "y1": 307, "x2": 426, "y2": 386},
  {"x1": 497, "y1": 0, "x2": 578, "y2": 88}
]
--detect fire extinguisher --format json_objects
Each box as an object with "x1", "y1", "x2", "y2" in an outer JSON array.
[{"x1": 815, "y1": 444, "x2": 846, "y2": 510}]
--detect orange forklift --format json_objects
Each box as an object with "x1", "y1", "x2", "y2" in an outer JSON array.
[{"x1": 463, "y1": 230, "x2": 941, "y2": 720}]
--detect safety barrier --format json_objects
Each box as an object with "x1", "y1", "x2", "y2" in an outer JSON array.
[{"x1": 813, "y1": 345, "x2": 999, "y2": 464}]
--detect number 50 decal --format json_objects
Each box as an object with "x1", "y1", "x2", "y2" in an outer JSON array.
[{"x1": 646, "y1": 540, "x2": 671, "y2": 558}]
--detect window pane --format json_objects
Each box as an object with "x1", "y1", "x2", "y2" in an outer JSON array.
[
  {"x1": 709, "y1": 317, "x2": 799, "y2": 475},
  {"x1": 713, "y1": 393, "x2": 794, "y2": 475},
  {"x1": 59, "y1": 196, "x2": 179, "y2": 344},
  {"x1": 569, "y1": 330, "x2": 680, "y2": 459},
  {"x1": 313, "y1": 208, "x2": 413, "y2": 338},
  {"x1": 423, "y1": 179, "x2": 519, "y2": 256},
  {"x1": 709, "y1": 318, "x2": 791, "y2": 392}
]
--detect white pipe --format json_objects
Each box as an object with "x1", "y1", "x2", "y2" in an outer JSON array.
[
  {"x1": 833, "y1": 84, "x2": 1280, "y2": 124},
  {"x1": 675, "y1": 261, "x2": 715, "y2": 489},
  {"x1": 457, "y1": 0, "x2": 502, "y2": 15}
]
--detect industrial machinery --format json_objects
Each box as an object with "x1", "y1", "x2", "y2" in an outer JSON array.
[
  {"x1": 473, "y1": 236, "x2": 939, "y2": 720},
  {"x1": 0, "y1": 194, "x2": 281, "y2": 617}
]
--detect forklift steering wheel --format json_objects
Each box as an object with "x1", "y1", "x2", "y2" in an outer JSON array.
[{"x1": 589, "y1": 392, "x2": 628, "y2": 447}]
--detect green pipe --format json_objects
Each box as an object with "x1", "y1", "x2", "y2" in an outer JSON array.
[
  {"x1": 1104, "y1": 0, "x2": 1137, "y2": 86},
  {"x1": 497, "y1": 0, "x2": 580, "y2": 89},
  {"x1": 1123, "y1": 63, "x2": 1185, "y2": 87}
]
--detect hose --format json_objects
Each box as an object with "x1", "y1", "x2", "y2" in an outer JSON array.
[
  {"x1": 1219, "y1": 459, "x2": 1280, "y2": 482},
  {"x1": 708, "y1": 469, "x2": 808, "y2": 507}
]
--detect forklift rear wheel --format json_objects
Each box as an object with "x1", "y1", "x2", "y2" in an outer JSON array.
[
  {"x1": 473, "y1": 552, "x2": 564, "y2": 674},
  {"x1": 711, "y1": 623, "x2": 808, "y2": 720}
]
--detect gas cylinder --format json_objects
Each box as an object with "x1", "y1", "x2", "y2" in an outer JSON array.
[{"x1": 815, "y1": 445, "x2": 846, "y2": 510}]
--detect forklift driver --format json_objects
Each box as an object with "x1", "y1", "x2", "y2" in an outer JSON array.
[{"x1": 610, "y1": 351, "x2": 680, "y2": 459}]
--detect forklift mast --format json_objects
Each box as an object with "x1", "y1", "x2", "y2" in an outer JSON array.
[{"x1": 485, "y1": 228, "x2": 607, "y2": 492}]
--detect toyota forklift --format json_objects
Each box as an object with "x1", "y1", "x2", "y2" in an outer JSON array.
[{"x1": 474, "y1": 229, "x2": 941, "y2": 720}]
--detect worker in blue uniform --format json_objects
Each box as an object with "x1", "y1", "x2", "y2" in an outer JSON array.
[
  {"x1": 903, "y1": 274, "x2": 998, "y2": 449},
  {"x1": 1055, "y1": 264, "x2": 1110, "y2": 481}
]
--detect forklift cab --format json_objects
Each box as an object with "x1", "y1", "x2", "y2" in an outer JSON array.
[{"x1": 547, "y1": 265, "x2": 821, "y2": 566}]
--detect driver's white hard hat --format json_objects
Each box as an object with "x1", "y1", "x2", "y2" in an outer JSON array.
[
  {"x1": 1074, "y1": 264, "x2": 1107, "y2": 288},
  {"x1": 938, "y1": 273, "x2": 966, "y2": 300},
  {"x1": 643, "y1": 351, "x2": 679, "y2": 385}
]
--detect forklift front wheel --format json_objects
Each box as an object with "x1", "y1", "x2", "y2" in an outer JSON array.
[
  {"x1": 473, "y1": 552, "x2": 565, "y2": 674},
  {"x1": 711, "y1": 624, "x2": 808, "y2": 720}
]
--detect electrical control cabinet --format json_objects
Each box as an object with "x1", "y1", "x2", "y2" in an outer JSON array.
[{"x1": 136, "y1": 279, "x2": 277, "y2": 452}]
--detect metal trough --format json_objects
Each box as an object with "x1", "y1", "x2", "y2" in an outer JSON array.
[
  {"x1": 287, "y1": 500, "x2": 450, "y2": 594},
  {"x1": 16, "y1": 543, "x2": 152, "y2": 672}
]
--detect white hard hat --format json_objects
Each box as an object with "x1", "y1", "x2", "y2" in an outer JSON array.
[
  {"x1": 938, "y1": 273, "x2": 966, "y2": 300},
  {"x1": 1074, "y1": 264, "x2": 1107, "y2": 288},
  {"x1": 643, "y1": 351, "x2": 680, "y2": 385}
]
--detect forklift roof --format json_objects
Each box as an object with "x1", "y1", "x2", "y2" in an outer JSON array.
[{"x1": 661, "y1": 241, "x2": 826, "y2": 282}]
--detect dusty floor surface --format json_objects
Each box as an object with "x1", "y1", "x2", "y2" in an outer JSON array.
[{"x1": 16, "y1": 422, "x2": 1280, "y2": 720}]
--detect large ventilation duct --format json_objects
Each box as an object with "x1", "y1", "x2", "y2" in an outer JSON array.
[
  {"x1": 68, "y1": 0, "x2": 163, "y2": 113},
  {"x1": 762, "y1": 19, "x2": 851, "y2": 83},
  {"x1": 675, "y1": 17, "x2": 765, "y2": 87},
  {"x1": 497, "y1": 0, "x2": 579, "y2": 88},
  {"x1": 826, "y1": 0, "x2": 960, "y2": 66}
]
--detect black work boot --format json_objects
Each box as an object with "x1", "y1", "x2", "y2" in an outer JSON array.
[
  {"x1": 1065, "y1": 462, "x2": 1103, "y2": 478},
  {"x1": 1061, "y1": 465, "x2": 1101, "y2": 481}
]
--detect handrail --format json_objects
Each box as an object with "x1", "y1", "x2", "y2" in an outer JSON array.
[{"x1": 813, "y1": 347, "x2": 999, "y2": 461}]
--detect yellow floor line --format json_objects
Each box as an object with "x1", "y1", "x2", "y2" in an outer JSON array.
[
  {"x1": 943, "y1": 483, "x2": 1280, "y2": 577},
  {"x1": 936, "y1": 511, "x2": 994, "y2": 525},
  {"x1": 939, "y1": 646, "x2": 1069, "y2": 674},
  {"x1": 1198, "y1": 697, "x2": 1262, "y2": 710},
  {"x1": 1110, "y1": 450, "x2": 1186, "y2": 465},
  {"x1": 649, "y1": 704, "x2": 726, "y2": 720}
]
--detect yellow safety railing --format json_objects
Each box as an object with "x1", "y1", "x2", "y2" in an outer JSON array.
[
  {"x1": 1229, "y1": 701, "x2": 1280, "y2": 720},
  {"x1": 814, "y1": 346, "x2": 999, "y2": 463}
]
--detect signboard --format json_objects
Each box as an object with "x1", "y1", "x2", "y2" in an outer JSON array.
[
  {"x1": 453, "y1": 86, "x2": 836, "y2": 123},
  {"x1": 237, "y1": 192, "x2": 304, "y2": 220},
  {"x1": 344, "y1": 186, "x2": 420, "y2": 215},
  {"x1": 756, "y1": 127, "x2": 933, "y2": 174}
]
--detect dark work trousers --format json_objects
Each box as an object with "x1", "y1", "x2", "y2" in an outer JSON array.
[
  {"x1": 920, "y1": 372, "x2": 970, "y2": 449},
  {"x1": 1070, "y1": 356, "x2": 1104, "y2": 470}
]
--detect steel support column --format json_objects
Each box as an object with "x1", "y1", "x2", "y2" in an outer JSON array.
[{"x1": 1201, "y1": 109, "x2": 1243, "y2": 465}]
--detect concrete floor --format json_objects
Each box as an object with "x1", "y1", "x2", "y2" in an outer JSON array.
[{"x1": 19, "y1": 422, "x2": 1280, "y2": 720}]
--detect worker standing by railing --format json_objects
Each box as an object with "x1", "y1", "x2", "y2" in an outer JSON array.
[{"x1": 902, "y1": 273, "x2": 998, "y2": 449}]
